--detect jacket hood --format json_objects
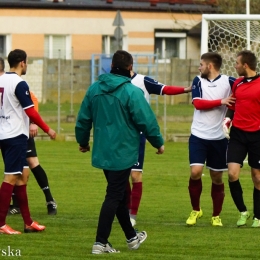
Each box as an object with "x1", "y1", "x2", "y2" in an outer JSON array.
[{"x1": 98, "y1": 73, "x2": 131, "y2": 93}]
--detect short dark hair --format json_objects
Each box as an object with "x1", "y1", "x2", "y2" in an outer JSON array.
[
  {"x1": 237, "y1": 50, "x2": 257, "y2": 71},
  {"x1": 201, "y1": 52, "x2": 222, "y2": 70},
  {"x1": 0, "y1": 57, "x2": 5, "y2": 72},
  {"x1": 112, "y1": 50, "x2": 133, "y2": 70},
  {"x1": 8, "y1": 49, "x2": 27, "y2": 68}
]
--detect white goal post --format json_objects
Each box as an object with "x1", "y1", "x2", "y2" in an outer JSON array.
[{"x1": 201, "y1": 14, "x2": 260, "y2": 77}]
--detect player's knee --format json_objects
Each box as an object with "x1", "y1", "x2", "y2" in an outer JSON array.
[
  {"x1": 3, "y1": 174, "x2": 17, "y2": 185},
  {"x1": 251, "y1": 171, "x2": 260, "y2": 186},
  {"x1": 190, "y1": 171, "x2": 202, "y2": 180},
  {"x1": 131, "y1": 171, "x2": 142, "y2": 182},
  {"x1": 228, "y1": 171, "x2": 238, "y2": 182}
]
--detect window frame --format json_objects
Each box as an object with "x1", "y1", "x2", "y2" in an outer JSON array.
[
  {"x1": 44, "y1": 35, "x2": 71, "y2": 59},
  {"x1": 154, "y1": 31, "x2": 187, "y2": 62}
]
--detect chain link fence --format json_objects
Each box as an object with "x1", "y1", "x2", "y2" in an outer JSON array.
[{"x1": 12, "y1": 52, "x2": 200, "y2": 138}]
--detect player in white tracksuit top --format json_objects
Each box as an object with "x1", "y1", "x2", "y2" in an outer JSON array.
[
  {"x1": 127, "y1": 71, "x2": 191, "y2": 226},
  {"x1": 0, "y1": 49, "x2": 56, "y2": 235},
  {"x1": 186, "y1": 52, "x2": 236, "y2": 227}
]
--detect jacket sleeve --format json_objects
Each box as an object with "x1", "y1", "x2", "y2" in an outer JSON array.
[
  {"x1": 75, "y1": 92, "x2": 92, "y2": 146},
  {"x1": 30, "y1": 91, "x2": 39, "y2": 112},
  {"x1": 128, "y1": 86, "x2": 164, "y2": 148}
]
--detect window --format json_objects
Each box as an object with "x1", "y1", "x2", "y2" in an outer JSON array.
[
  {"x1": 44, "y1": 35, "x2": 71, "y2": 59},
  {"x1": 0, "y1": 35, "x2": 11, "y2": 58},
  {"x1": 155, "y1": 32, "x2": 187, "y2": 61},
  {"x1": 0, "y1": 36, "x2": 6, "y2": 58}
]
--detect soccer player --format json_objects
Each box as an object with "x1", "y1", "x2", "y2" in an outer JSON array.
[
  {"x1": 9, "y1": 92, "x2": 57, "y2": 216},
  {"x1": 0, "y1": 49, "x2": 56, "y2": 234},
  {"x1": 223, "y1": 50, "x2": 260, "y2": 227},
  {"x1": 75, "y1": 50, "x2": 164, "y2": 254},
  {"x1": 128, "y1": 71, "x2": 191, "y2": 226},
  {"x1": 186, "y1": 52, "x2": 236, "y2": 227}
]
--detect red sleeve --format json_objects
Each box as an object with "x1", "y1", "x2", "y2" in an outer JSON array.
[
  {"x1": 30, "y1": 91, "x2": 39, "y2": 112},
  {"x1": 24, "y1": 107, "x2": 50, "y2": 133},
  {"x1": 193, "y1": 99, "x2": 222, "y2": 110},
  {"x1": 162, "y1": 85, "x2": 185, "y2": 95}
]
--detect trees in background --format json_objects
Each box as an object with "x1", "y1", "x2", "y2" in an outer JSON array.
[{"x1": 216, "y1": 0, "x2": 260, "y2": 14}]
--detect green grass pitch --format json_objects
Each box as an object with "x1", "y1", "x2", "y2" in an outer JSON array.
[{"x1": 0, "y1": 141, "x2": 258, "y2": 259}]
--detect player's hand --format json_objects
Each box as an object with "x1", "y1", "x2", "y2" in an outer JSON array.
[
  {"x1": 156, "y1": 145, "x2": 164, "y2": 154},
  {"x1": 29, "y1": 123, "x2": 38, "y2": 138},
  {"x1": 222, "y1": 117, "x2": 232, "y2": 139},
  {"x1": 79, "y1": 144, "x2": 90, "y2": 153},
  {"x1": 221, "y1": 95, "x2": 236, "y2": 106},
  {"x1": 47, "y1": 128, "x2": 56, "y2": 139},
  {"x1": 184, "y1": 86, "x2": 192, "y2": 93}
]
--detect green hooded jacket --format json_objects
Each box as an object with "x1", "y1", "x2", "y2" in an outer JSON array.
[{"x1": 75, "y1": 73, "x2": 164, "y2": 171}]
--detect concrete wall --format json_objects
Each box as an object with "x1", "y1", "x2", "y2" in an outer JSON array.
[
  {"x1": 19, "y1": 56, "x2": 199, "y2": 105},
  {"x1": 19, "y1": 56, "x2": 200, "y2": 104}
]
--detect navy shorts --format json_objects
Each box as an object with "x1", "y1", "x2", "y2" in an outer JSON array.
[
  {"x1": 227, "y1": 126, "x2": 260, "y2": 169},
  {"x1": 0, "y1": 134, "x2": 28, "y2": 174},
  {"x1": 189, "y1": 134, "x2": 228, "y2": 171},
  {"x1": 132, "y1": 133, "x2": 146, "y2": 172},
  {"x1": 27, "y1": 137, "x2": 37, "y2": 158}
]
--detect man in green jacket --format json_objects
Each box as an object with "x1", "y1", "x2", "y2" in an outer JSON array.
[{"x1": 75, "y1": 50, "x2": 164, "y2": 254}]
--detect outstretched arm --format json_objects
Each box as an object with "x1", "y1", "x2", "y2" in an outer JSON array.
[
  {"x1": 142, "y1": 75, "x2": 191, "y2": 96},
  {"x1": 193, "y1": 95, "x2": 236, "y2": 110},
  {"x1": 162, "y1": 85, "x2": 191, "y2": 95}
]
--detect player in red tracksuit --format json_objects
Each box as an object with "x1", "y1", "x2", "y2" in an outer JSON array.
[{"x1": 223, "y1": 50, "x2": 260, "y2": 228}]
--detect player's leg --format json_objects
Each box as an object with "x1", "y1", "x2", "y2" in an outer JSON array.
[
  {"x1": 9, "y1": 138, "x2": 34, "y2": 213},
  {"x1": 15, "y1": 166, "x2": 45, "y2": 233},
  {"x1": 116, "y1": 171, "x2": 147, "y2": 250},
  {"x1": 129, "y1": 133, "x2": 146, "y2": 226},
  {"x1": 186, "y1": 134, "x2": 205, "y2": 226},
  {"x1": 207, "y1": 138, "x2": 227, "y2": 226},
  {"x1": 248, "y1": 134, "x2": 260, "y2": 227},
  {"x1": 9, "y1": 188, "x2": 20, "y2": 215},
  {"x1": 227, "y1": 126, "x2": 249, "y2": 227},
  {"x1": 129, "y1": 170, "x2": 142, "y2": 226},
  {"x1": 0, "y1": 173, "x2": 21, "y2": 234},
  {"x1": 126, "y1": 179, "x2": 131, "y2": 210},
  {"x1": 0, "y1": 135, "x2": 27, "y2": 234},
  {"x1": 209, "y1": 170, "x2": 224, "y2": 226},
  {"x1": 251, "y1": 168, "x2": 260, "y2": 227},
  {"x1": 92, "y1": 168, "x2": 136, "y2": 254},
  {"x1": 27, "y1": 137, "x2": 57, "y2": 215}
]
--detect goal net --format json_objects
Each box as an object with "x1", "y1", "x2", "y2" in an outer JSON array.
[{"x1": 201, "y1": 14, "x2": 260, "y2": 77}]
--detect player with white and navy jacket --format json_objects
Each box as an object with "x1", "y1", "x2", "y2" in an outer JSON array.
[
  {"x1": 128, "y1": 71, "x2": 191, "y2": 227},
  {"x1": 0, "y1": 49, "x2": 56, "y2": 235},
  {"x1": 191, "y1": 74, "x2": 236, "y2": 140},
  {"x1": 186, "y1": 52, "x2": 236, "y2": 227}
]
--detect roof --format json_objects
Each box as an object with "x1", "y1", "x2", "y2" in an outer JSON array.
[
  {"x1": 0, "y1": 0, "x2": 219, "y2": 13},
  {"x1": 187, "y1": 22, "x2": 202, "y2": 36}
]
